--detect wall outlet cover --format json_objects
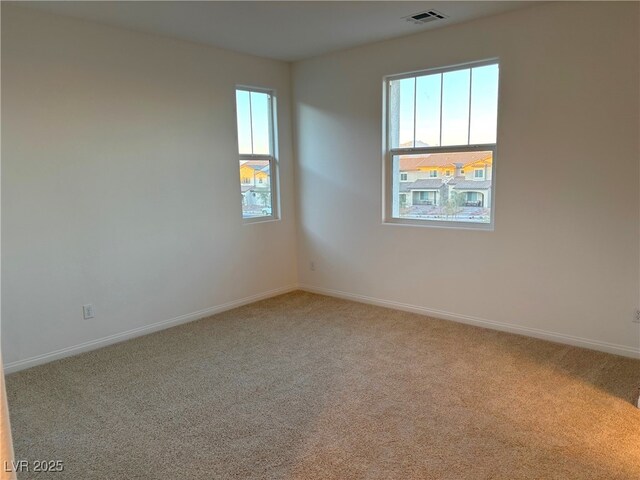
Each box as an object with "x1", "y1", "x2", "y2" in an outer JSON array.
[{"x1": 82, "y1": 304, "x2": 95, "y2": 320}]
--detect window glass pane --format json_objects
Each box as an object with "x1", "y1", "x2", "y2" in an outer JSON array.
[
  {"x1": 250, "y1": 91, "x2": 271, "y2": 155},
  {"x1": 235, "y1": 90, "x2": 252, "y2": 154},
  {"x1": 469, "y1": 64, "x2": 499, "y2": 144},
  {"x1": 392, "y1": 150, "x2": 493, "y2": 224},
  {"x1": 389, "y1": 77, "x2": 415, "y2": 149},
  {"x1": 441, "y1": 68, "x2": 471, "y2": 146},
  {"x1": 415, "y1": 73, "x2": 441, "y2": 147},
  {"x1": 240, "y1": 159, "x2": 272, "y2": 219}
]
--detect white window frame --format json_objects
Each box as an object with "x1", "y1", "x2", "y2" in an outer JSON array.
[
  {"x1": 235, "y1": 85, "x2": 280, "y2": 224},
  {"x1": 474, "y1": 169, "x2": 484, "y2": 179},
  {"x1": 382, "y1": 59, "x2": 499, "y2": 230}
]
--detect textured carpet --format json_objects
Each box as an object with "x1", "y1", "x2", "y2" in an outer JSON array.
[{"x1": 6, "y1": 291, "x2": 640, "y2": 479}]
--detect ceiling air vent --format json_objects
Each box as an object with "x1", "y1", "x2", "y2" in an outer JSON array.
[{"x1": 404, "y1": 10, "x2": 448, "y2": 25}]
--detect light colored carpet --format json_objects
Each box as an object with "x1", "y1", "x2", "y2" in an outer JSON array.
[{"x1": 6, "y1": 291, "x2": 640, "y2": 479}]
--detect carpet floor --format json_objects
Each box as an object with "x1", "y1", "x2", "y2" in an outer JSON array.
[{"x1": 6, "y1": 291, "x2": 640, "y2": 479}]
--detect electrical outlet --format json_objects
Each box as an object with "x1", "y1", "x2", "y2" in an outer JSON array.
[
  {"x1": 83, "y1": 304, "x2": 95, "y2": 320},
  {"x1": 310, "y1": 261, "x2": 316, "y2": 271}
]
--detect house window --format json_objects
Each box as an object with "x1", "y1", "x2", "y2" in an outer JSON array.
[
  {"x1": 415, "y1": 191, "x2": 437, "y2": 205},
  {"x1": 385, "y1": 60, "x2": 499, "y2": 228},
  {"x1": 235, "y1": 87, "x2": 278, "y2": 221},
  {"x1": 400, "y1": 172, "x2": 408, "y2": 181}
]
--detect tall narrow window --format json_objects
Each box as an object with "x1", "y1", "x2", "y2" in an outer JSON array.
[
  {"x1": 385, "y1": 61, "x2": 499, "y2": 228},
  {"x1": 235, "y1": 87, "x2": 278, "y2": 220}
]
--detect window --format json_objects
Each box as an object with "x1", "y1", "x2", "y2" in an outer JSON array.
[
  {"x1": 235, "y1": 87, "x2": 278, "y2": 221},
  {"x1": 400, "y1": 172, "x2": 408, "y2": 181},
  {"x1": 385, "y1": 60, "x2": 499, "y2": 228},
  {"x1": 414, "y1": 191, "x2": 438, "y2": 206}
]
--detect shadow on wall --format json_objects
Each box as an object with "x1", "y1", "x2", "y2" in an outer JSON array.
[{"x1": 295, "y1": 101, "x2": 389, "y2": 296}]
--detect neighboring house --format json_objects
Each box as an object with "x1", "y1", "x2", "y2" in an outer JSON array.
[
  {"x1": 240, "y1": 161, "x2": 271, "y2": 208},
  {"x1": 450, "y1": 179, "x2": 492, "y2": 207},
  {"x1": 400, "y1": 179, "x2": 446, "y2": 207},
  {"x1": 399, "y1": 150, "x2": 493, "y2": 208}
]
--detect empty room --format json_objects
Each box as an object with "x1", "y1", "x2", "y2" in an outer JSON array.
[{"x1": 1, "y1": 1, "x2": 639, "y2": 478}]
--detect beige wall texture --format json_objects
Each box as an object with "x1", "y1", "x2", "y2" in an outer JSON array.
[
  {"x1": 1, "y1": 6, "x2": 298, "y2": 369},
  {"x1": 293, "y1": 2, "x2": 640, "y2": 357},
  {"x1": 1, "y1": 2, "x2": 639, "y2": 375}
]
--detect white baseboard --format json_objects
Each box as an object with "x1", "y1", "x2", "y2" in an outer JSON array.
[
  {"x1": 4, "y1": 284, "x2": 298, "y2": 374},
  {"x1": 6, "y1": 282, "x2": 639, "y2": 374},
  {"x1": 299, "y1": 284, "x2": 640, "y2": 359}
]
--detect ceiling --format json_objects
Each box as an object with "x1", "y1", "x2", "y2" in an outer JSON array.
[{"x1": 18, "y1": 1, "x2": 535, "y2": 62}]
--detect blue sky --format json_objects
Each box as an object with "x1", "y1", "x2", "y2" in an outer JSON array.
[
  {"x1": 395, "y1": 63, "x2": 499, "y2": 147},
  {"x1": 236, "y1": 90, "x2": 271, "y2": 155},
  {"x1": 237, "y1": 65, "x2": 498, "y2": 154}
]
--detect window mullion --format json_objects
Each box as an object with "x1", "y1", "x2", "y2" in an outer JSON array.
[
  {"x1": 467, "y1": 68, "x2": 473, "y2": 145},
  {"x1": 413, "y1": 77, "x2": 417, "y2": 148},
  {"x1": 248, "y1": 92, "x2": 254, "y2": 155},
  {"x1": 269, "y1": 95, "x2": 274, "y2": 156},
  {"x1": 239, "y1": 154, "x2": 273, "y2": 161},
  {"x1": 389, "y1": 144, "x2": 495, "y2": 156},
  {"x1": 438, "y1": 73, "x2": 443, "y2": 147}
]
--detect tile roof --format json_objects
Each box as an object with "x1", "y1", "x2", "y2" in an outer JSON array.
[
  {"x1": 410, "y1": 179, "x2": 445, "y2": 189},
  {"x1": 240, "y1": 161, "x2": 270, "y2": 173},
  {"x1": 445, "y1": 176, "x2": 467, "y2": 185},
  {"x1": 399, "y1": 179, "x2": 444, "y2": 192},
  {"x1": 452, "y1": 180, "x2": 492, "y2": 190},
  {"x1": 399, "y1": 151, "x2": 492, "y2": 170}
]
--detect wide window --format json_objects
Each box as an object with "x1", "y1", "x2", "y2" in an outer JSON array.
[
  {"x1": 385, "y1": 60, "x2": 499, "y2": 227},
  {"x1": 235, "y1": 87, "x2": 278, "y2": 221}
]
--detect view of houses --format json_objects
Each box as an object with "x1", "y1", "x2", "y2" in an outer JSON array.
[
  {"x1": 239, "y1": 160, "x2": 272, "y2": 218},
  {"x1": 238, "y1": 152, "x2": 492, "y2": 222},
  {"x1": 396, "y1": 149, "x2": 493, "y2": 223}
]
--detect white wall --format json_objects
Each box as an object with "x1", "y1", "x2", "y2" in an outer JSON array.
[
  {"x1": 3, "y1": 2, "x2": 639, "y2": 371},
  {"x1": 1, "y1": 6, "x2": 298, "y2": 369},
  {"x1": 293, "y1": 2, "x2": 640, "y2": 356}
]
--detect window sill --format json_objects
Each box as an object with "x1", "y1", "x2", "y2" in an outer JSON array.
[
  {"x1": 242, "y1": 216, "x2": 280, "y2": 225},
  {"x1": 382, "y1": 218, "x2": 494, "y2": 231}
]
